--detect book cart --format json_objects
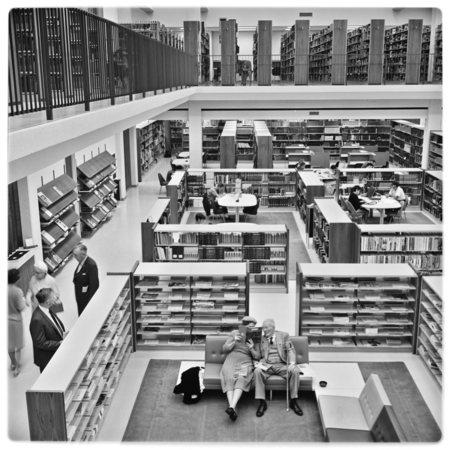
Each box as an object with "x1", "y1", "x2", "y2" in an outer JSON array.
[
  {"x1": 26, "y1": 275, "x2": 134, "y2": 441},
  {"x1": 297, "y1": 263, "x2": 419, "y2": 352}
]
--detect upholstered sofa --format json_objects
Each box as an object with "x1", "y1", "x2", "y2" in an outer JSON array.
[
  {"x1": 203, "y1": 335, "x2": 313, "y2": 394},
  {"x1": 317, "y1": 373, "x2": 407, "y2": 442}
]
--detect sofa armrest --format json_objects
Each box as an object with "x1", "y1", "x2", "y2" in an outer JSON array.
[
  {"x1": 371, "y1": 405, "x2": 407, "y2": 442},
  {"x1": 205, "y1": 335, "x2": 228, "y2": 364}
]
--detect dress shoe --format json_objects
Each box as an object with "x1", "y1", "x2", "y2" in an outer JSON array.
[
  {"x1": 225, "y1": 407, "x2": 237, "y2": 421},
  {"x1": 256, "y1": 400, "x2": 267, "y2": 417},
  {"x1": 290, "y1": 399, "x2": 303, "y2": 416}
]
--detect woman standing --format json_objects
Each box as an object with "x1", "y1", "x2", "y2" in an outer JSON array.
[
  {"x1": 8, "y1": 268, "x2": 29, "y2": 377},
  {"x1": 220, "y1": 316, "x2": 261, "y2": 421},
  {"x1": 26, "y1": 261, "x2": 62, "y2": 312}
]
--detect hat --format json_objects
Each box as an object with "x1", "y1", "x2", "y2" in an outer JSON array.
[{"x1": 242, "y1": 316, "x2": 257, "y2": 325}]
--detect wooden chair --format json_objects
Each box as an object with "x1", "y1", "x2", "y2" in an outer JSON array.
[
  {"x1": 243, "y1": 196, "x2": 260, "y2": 222},
  {"x1": 387, "y1": 196, "x2": 410, "y2": 222},
  {"x1": 158, "y1": 173, "x2": 168, "y2": 194},
  {"x1": 211, "y1": 199, "x2": 226, "y2": 222},
  {"x1": 345, "y1": 200, "x2": 365, "y2": 224}
]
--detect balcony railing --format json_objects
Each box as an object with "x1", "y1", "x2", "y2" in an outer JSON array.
[{"x1": 8, "y1": 8, "x2": 197, "y2": 118}]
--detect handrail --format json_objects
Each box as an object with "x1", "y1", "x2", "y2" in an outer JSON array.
[{"x1": 8, "y1": 8, "x2": 197, "y2": 119}]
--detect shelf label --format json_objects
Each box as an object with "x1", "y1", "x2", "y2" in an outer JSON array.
[
  {"x1": 55, "y1": 219, "x2": 69, "y2": 232},
  {"x1": 40, "y1": 207, "x2": 53, "y2": 219},
  {"x1": 53, "y1": 254, "x2": 62, "y2": 264},
  {"x1": 38, "y1": 192, "x2": 52, "y2": 206},
  {"x1": 41, "y1": 230, "x2": 55, "y2": 245}
]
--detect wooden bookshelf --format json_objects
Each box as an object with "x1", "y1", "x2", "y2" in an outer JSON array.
[
  {"x1": 133, "y1": 262, "x2": 249, "y2": 349},
  {"x1": 256, "y1": 21, "x2": 272, "y2": 86},
  {"x1": 433, "y1": 24, "x2": 442, "y2": 82},
  {"x1": 389, "y1": 120, "x2": 424, "y2": 168},
  {"x1": 136, "y1": 120, "x2": 165, "y2": 181},
  {"x1": 38, "y1": 173, "x2": 81, "y2": 274},
  {"x1": 254, "y1": 121, "x2": 273, "y2": 168},
  {"x1": 337, "y1": 167, "x2": 424, "y2": 206},
  {"x1": 297, "y1": 171, "x2": 326, "y2": 237},
  {"x1": 152, "y1": 224, "x2": 289, "y2": 292},
  {"x1": 420, "y1": 25, "x2": 431, "y2": 83},
  {"x1": 221, "y1": 121, "x2": 237, "y2": 168},
  {"x1": 182, "y1": 122, "x2": 190, "y2": 151},
  {"x1": 297, "y1": 263, "x2": 419, "y2": 352},
  {"x1": 346, "y1": 23, "x2": 370, "y2": 83},
  {"x1": 253, "y1": 27, "x2": 258, "y2": 82},
  {"x1": 236, "y1": 124, "x2": 254, "y2": 161},
  {"x1": 186, "y1": 170, "x2": 207, "y2": 208},
  {"x1": 203, "y1": 120, "x2": 221, "y2": 162},
  {"x1": 341, "y1": 119, "x2": 391, "y2": 154},
  {"x1": 312, "y1": 198, "x2": 359, "y2": 263},
  {"x1": 281, "y1": 24, "x2": 295, "y2": 82},
  {"x1": 416, "y1": 276, "x2": 442, "y2": 388},
  {"x1": 423, "y1": 171, "x2": 442, "y2": 221},
  {"x1": 427, "y1": 131, "x2": 442, "y2": 170},
  {"x1": 356, "y1": 224, "x2": 443, "y2": 274},
  {"x1": 220, "y1": 19, "x2": 237, "y2": 86},
  {"x1": 26, "y1": 275, "x2": 134, "y2": 441},
  {"x1": 77, "y1": 151, "x2": 118, "y2": 235},
  {"x1": 166, "y1": 171, "x2": 187, "y2": 224},
  {"x1": 141, "y1": 198, "x2": 171, "y2": 262},
  {"x1": 294, "y1": 20, "x2": 310, "y2": 85},
  {"x1": 169, "y1": 120, "x2": 185, "y2": 152}
]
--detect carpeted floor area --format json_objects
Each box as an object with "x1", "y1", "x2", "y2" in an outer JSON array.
[
  {"x1": 122, "y1": 360, "x2": 441, "y2": 442},
  {"x1": 186, "y1": 211, "x2": 311, "y2": 279},
  {"x1": 365, "y1": 211, "x2": 436, "y2": 225}
]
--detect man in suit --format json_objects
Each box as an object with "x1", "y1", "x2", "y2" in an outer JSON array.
[
  {"x1": 254, "y1": 318, "x2": 303, "y2": 417},
  {"x1": 29, "y1": 288, "x2": 66, "y2": 373},
  {"x1": 73, "y1": 244, "x2": 99, "y2": 316}
]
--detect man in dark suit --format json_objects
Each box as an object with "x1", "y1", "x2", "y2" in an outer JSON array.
[
  {"x1": 254, "y1": 318, "x2": 303, "y2": 417},
  {"x1": 29, "y1": 288, "x2": 66, "y2": 373},
  {"x1": 73, "y1": 244, "x2": 99, "y2": 316}
]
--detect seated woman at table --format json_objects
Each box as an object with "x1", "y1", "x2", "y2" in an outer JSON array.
[
  {"x1": 220, "y1": 316, "x2": 261, "y2": 421},
  {"x1": 207, "y1": 184, "x2": 229, "y2": 217},
  {"x1": 384, "y1": 181, "x2": 406, "y2": 223},
  {"x1": 295, "y1": 159, "x2": 306, "y2": 171},
  {"x1": 348, "y1": 185, "x2": 369, "y2": 223}
]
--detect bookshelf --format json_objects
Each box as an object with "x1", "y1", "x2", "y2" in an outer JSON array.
[
  {"x1": 236, "y1": 125, "x2": 254, "y2": 161},
  {"x1": 416, "y1": 276, "x2": 442, "y2": 388},
  {"x1": 201, "y1": 22, "x2": 210, "y2": 83},
  {"x1": 220, "y1": 19, "x2": 238, "y2": 86},
  {"x1": 420, "y1": 25, "x2": 431, "y2": 83},
  {"x1": 309, "y1": 20, "x2": 348, "y2": 84},
  {"x1": 38, "y1": 173, "x2": 81, "y2": 274},
  {"x1": 297, "y1": 171, "x2": 326, "y2": 237},
  {"x1": 136, "y1": 120, "x2": 165, "y2": 181},
  {"x1": 297, "y1": 263, "x2": 419, "y2": 352},
  {"x1": 186, "y1": 170, "x2": 207, "y2": 208},
  {"x1": 427, "y1": 131, "x2": 442, "y2": 170},
  {"x1": 169, "y1": 120, "x2": 185, "y2": 152},
  {"x1": 256, "y1": 20, "x2": 272, "y2": 86},
  {"x1": 77, "y1": 151, "x2": 118, "y2": 234},
  {"x1": 133, "y1": 262, "x2": 249, "y2": 349},
  {"x1": 341, "y1": 119, "x2": 391, "y2": 153},
  {"x1": 151, "y1": 224, "x2": 289, "y2": 292},
  {"x1": 389, "y1": 120, "x2": 424, "y2": 168},
  {"x1": 182, "y1": 122, "x2": 190, "y2": 152},
  {"x1": 294, "y1": 20, "x2": 310, "y2": 85},
  {"x1": 221, "y1": 121, "x2": 237, "y2": 168},
  {"x1": 254, "y1": 121, "x2": 273, "y2": 168},
  {"x1": 141, "y1": 198, "x2": 171, "y2": 262},
  {"x1": 281, "y1": 24, "x2": 295, "y2": 82},
  {"x1": 166, "y1": 171, "x2": 187, "y2": 224},
  {"x1": 26, "y1": 275, "x2": 134, "y2": 441},
  {"x1": 423, "y1": 171, "x2": 443, "y2": 221},
  {"x1": 356, "y1": 224, "x2": 443, "y2": 275},
  {"x1": 203, "y1": 121, "x2": 221, "y2": 162},
  {"x1": 433, "y1": 24, "x2": 442, "y2": 82},
  {"x1": 253, "y1": 28, "x2": 258, "y2": 82},
  {"x1": 186, "y1": 169, "x2": 297, "y2": 209},
  {"x1": 346, "y1": 23, "x2": 371, "y2": 83},
  {"x1": 337, "y1": 168, "x2": 424, "y2": 207},
  {"x1": 312, "y1": 198, "x2": 359, "y2": 263}
]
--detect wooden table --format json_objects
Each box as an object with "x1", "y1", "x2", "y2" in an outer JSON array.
[
  {"x1": 218, "y1": 193, "x2": 257, "y2": 222},
  {"x1": 360, "y1": 196, "x2": 401, "y2": 223}
]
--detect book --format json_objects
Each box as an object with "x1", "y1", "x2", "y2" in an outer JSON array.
[
  {"x1": 170, "y1": 328, "x2": 185, "y2": 334},
  {"x1": 334, "y1": 328, "x2": 350, "y2": 335},
  {"x1": 361, "y1": 339, "x2": 381, "y2": 347},
  {"x1": 238, "y1": 326, "x2": 262, "y2": 344},
  {"x1": 254, "y1": 362, "x2": 272, "y2": 371},
  {"x1": 309, "y1": 329, "x2": 323, "y2": 335},
  {"x1": 332, "y1": 338, "x2": 350, "y2": 346},
  {"x1": 143, "y1": 340, "x2": 159, "y2": 345},
  {"x1": 310, "y1": 306, "x2": 325, "y2": 312},
  {"x1": 168, "y1": 337, "x2": 186, "y2": 345}
]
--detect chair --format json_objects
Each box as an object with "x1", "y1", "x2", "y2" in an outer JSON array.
[
  {"x1": 243, "y1": 196, "x2": 260, "y2": 222},
  {"x1": 345, "y1": 200, "x2": 365, "y2": 224},
  {"x1": 211, "y1": 199, "x2": 226, "y2": 222},
  {"x1": 158, "y1": 173, "x2": 168, "y2": 194},
  {"x1": 386, "y1": 196, "x2": 410, "y2": 222},
  {"x1": 202, "y1": 193, "x2": 211, "y2": 217},
  {"x1": 340, "y1": 195, "x2": 349, "y2": 211}
]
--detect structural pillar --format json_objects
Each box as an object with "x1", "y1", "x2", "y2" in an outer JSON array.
[{"x1": 189, "y1": 103, "x2": 203, "y2": 169}]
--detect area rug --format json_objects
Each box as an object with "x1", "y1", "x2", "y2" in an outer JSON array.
[
  {"x1": 366, "y1": 211, "x2": 435, "y2": 225},
  {"x1": 122, "y1": 360, "x2": 441, "y2": 442},
  {"x1": 186, "y1": 211, "x2": 311, "y2": 279}
]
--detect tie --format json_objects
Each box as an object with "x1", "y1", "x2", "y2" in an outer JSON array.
[
  {"x1": 49, "y1": 310, "x2": 64, "y2": 337},
  {"x1": 269, "y1": 337, "x2": 274, "y2": 346}
]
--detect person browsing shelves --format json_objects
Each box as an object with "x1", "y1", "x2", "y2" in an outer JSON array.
[
  {"x1": 384, "y1": 181, "x2": 405, "y2": 223},
  {"x1": 348, "y1": 185, "x2": 369, "y2": 223},
  {"x1": 254, "y1": 319, "x2": 303, "y2": 417}
]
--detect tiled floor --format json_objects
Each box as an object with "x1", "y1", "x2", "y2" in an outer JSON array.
[{"x1": 7, "y1": 155, "x2": 442, "y2": 442}]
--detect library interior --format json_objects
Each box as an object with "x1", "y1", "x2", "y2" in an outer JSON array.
[{"x1": 6, "y1": 4, "x2": 444, "y2": 445}]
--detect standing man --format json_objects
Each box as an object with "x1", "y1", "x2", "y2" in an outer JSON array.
[
  {"x1": 254, "y1": 319, "x2": 303, "y2": 417},
  {"x1": 73, "y1": 244, "x2": 99, "y2": 316},
  {"x1": 29, "y1": 288, "x2": 66, "y2": 373}
]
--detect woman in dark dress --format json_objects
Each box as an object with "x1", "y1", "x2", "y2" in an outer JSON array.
[{"x1": 220, "y1": 316, "x2": 261, "y2": 421}]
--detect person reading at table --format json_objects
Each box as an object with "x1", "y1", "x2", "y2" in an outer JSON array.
[
  {"x1": 348, "y1": 185, "x2": 369, "y2": 223},
  {"x1": 384, "y1": 181, "x2": 405, "y2": 223},
  {"x1": 207, "y1": 184, "x2": 229, "y2": 218}
]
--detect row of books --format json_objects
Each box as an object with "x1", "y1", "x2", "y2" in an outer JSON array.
[
  {"x1": 254, "y1": 274, "x2": 286, "y2": 284},
  {"x1": 360, "y1": 236, "x2": 443, "y2": 252},
  {"x1": 306, "y1": 326, "x2": 407, "y2": 335},
  {"x1": 360, "y1": 254, "x2": 442, "y2": 270}
]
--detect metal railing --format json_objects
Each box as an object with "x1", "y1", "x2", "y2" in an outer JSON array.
[
  {"x1": 202, "y1": 53, "x2": 442, "y2": 86},
  {"x1": 8, "y1": 8, "x2": 197, "y2": 118}
]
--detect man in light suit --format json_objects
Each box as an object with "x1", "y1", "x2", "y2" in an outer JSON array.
[
  {"x1": 73, "y1": 244, "x2": 99, "y2": 316},
  {"x1": 29, "y1": 288, "x2": 66, "y2": 373},
  {"x1": 254, "y1": 318, "x2": 303, "y2": 417}
]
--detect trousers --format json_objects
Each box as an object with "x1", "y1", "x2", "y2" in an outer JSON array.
[{"x1": 254, "y1": 362, "x2": 300, "y2": 400}]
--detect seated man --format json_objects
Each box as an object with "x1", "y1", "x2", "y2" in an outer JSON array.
[
  {"x1": 254, "y1": 319, "x2": 303, "y2": 417},
  {"x1": 207, "y1": 184, "x2": 229, "y2": 217},
  {"x1": 348, "y1": 185, "x2": 369, "y2": 223},
  {"x1": 384, "y1": 181, "x2": 406, "y2": 223}
]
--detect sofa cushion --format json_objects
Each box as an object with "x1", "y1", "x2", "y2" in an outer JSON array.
[
  {"x1": 205, "y1": 335, "x2": 227, "y2": 365},
  {"x1": 203, "y1": 363, "x2": 222, "y2": 389},
  {"x1": 326, "y1": 428, "x2": 374, "y2": 442}
]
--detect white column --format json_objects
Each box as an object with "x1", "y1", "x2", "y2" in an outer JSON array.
[
  {"x1": 421, "y1": 99, "x2": 442, "y2": 169},
  {"x1": 114, "y1": 132, "x2": 127, "y2": 200},
  {"x1": 189, "y1": 102, "x2": 203, "y2": 169},
  {"x1": 128, "y1": 126, "x2": 138, "y2": 187},
  {"x1": 17, "y1": 175, "x2": 43, "y2": 260}
]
